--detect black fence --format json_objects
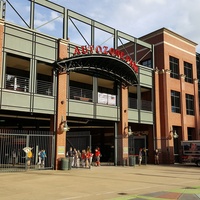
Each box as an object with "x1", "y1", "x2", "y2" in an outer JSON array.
[{"x1": 0, "y1": 129, "x2": 55, "y2": 172}]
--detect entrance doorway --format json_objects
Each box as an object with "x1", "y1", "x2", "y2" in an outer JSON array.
[
  {"x1": 66, "y1": 130, "x2": 115, "y2": 163},
  {"x1": 128, "y1": 136, "x2": 147, "y2": 165},
  {"x1": 66, "y1": 131, "x2": 91, "y2": 153}
]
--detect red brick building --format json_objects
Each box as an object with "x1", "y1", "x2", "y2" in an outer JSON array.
[
  {"x1": 0, "y1": 1, "x2": 199, "y2": 172},
  {"x1": 140, "y1": 28, "x2": 199, "y2": 163}
]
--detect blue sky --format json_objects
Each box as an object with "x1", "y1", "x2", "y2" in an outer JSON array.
[{"x1": 5, "y1": 0, "x2": 200, "y2": 52}]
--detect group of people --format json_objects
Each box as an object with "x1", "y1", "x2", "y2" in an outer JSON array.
[
  {"x1": 66, "y1": 146, "x2": 101, "y2": 168},
  {"x1": 26, "y1": 148, "x2": 47, "y2": 168},
  {"x1": 138, "y1": 148, "x2": 159, "y2": 166}
]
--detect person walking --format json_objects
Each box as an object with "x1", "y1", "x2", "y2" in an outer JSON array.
[
  {"x1": 73, "y1": 148, "x2": 78, "y2": 168},
  {"x1": 27, "y1": 148, "x2": 33, "y2": 168},
  {"x1": 81, "y1": 149, "x2": 86, "y2": 167},
  {"x1": 77, "y1": 150, "x2": 81, "y2": 168},
  {"x1": 37, "y1": 150, "x2": 42, "y2": 168},
  {"x1": 66, "y1": 147, "x2": 74, "y2": 169},
  {"x1": 154, "y1": 149, "x2": 159, "y2": 165},
  {"x1": 138, "y1": 148, "x2": 143, "y2": 166},
  {"x1": 94, "y1": 147, "x2": 101, "y2": 167},
  {"x1": 89, "y1": 150, "x2": 94, "y2": 167},
  {"x1": 12, "y1": 149, "x2": 17, "y2": 166},
  {"x1": 40, "y1": 150, "x2": 47, "y2": 168}
]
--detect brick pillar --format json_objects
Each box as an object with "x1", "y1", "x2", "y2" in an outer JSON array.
[
  {"x1": 55, "y1": 39, "x2": 69, "y2": 170},
  {"x1": 160, "y1": 69, "x2": 173, "y2": 164},
  {"x1": 154, "y1": 68, "x2": 161, "y2": 150},
  {"x1": 118, "y1": 86, "x2": 128, "y2": 165},
  {"x1": 165, "y1": 69, "x2": 174, "y2": 164},
  {"x1": 180, "y1": 74, "x2": 187, "y2": 141},
  {"x1": 194, "y1": 78, "x2": 199, "y2": 139}
]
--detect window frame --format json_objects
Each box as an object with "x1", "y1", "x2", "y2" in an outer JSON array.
[
  {"x1": 186, "y1": 94, "x2": 194, "y2": 115},
  {"x1": 171, "y1": 90, "x2": 181, "y2": 113},
  {"x1": 184, "y1": 61, "x2": 193, "y2": 83},
  {"x1": 170, "y1": 56, "x2": 179, "y2": 79}
]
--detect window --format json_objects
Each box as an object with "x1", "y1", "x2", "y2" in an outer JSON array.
[
  {"x1": 184, "y1": 61, "x2": 193, "y2": 83},
  {"x1": 171, "y1": 90, "x2": 180, "y2": 113},
  {"x1": 170, "y1": 56, "x2": 179, "y2": 79},
  {"x1": 186, "y1": 94, "x2": 194, "y2": 115},
  {"x1": 141, "y1": 59, "x2": 152, "y2": 68},
  {"x1": 36, "y1": 61, "x2": 53, "y2": 96},
  {"x1": 187, "y1": 128, "x2": 193, "y2": 140},
  {"x1": 5, "y1": 53, "x2": 30, "y2": 92}
]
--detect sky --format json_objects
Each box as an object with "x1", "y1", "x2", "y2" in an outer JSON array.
[{"x1": 5, "y1": 0, "x2": 200, "y2": 52}]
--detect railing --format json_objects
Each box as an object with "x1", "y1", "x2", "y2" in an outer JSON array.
[
  {"x1": 141, "y1": 100, "x2": 152, "y2": 111},
  {"x1": 36, "y1": 80, "x2": 53, "y2": 96},
  {"x1": 129, "y1": 97, "x2": 152, "y2": 111},
  {"x1": 5, "y1": 74, "x2": 29, "y2": 92},
  {"x1": 129, "y1": 98, "x2": 137, "y2": 109},
  {"x1": 69, "y1": 86, "x2": 93, "y2": 102},
  {"x1": 5, "y1": 74, "x2": 53, "y2": 96}
]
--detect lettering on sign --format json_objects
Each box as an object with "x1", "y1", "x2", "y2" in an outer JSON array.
[{"x1": 73, "y1": 45, "x2": 138, "y2": 73}]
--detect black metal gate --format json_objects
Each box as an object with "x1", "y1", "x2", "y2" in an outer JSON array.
[
  {"x1": 66, "y1": 131, "x2": 91, "y2": 153},
  {"x1": 0, "y1": 129, "x2": 55, "y2": 172},
  {"x1": 128, "y1": 136, "x2": 147, "y2": 165}
]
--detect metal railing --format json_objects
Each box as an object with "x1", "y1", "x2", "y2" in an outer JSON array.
[
  {"x1": 129, "y1": 97, "x2": 152, "y2": 111},
  {"x1": 37, "y1": 80, "x2": 53, "y2": 96},
  {"x1": 5, "y1": 74, "x2": 53, "y2": 96},
  {"x1": 69, "y1": 86, "x2": 93, "y2": 102},
  {"x1": 5, "y1": 74, "x2": 29, "y2": 92},
  {"x1": 141, "y1": 100, "x2": 152, "y2": 111},
  {"x1": 129, "y1": 98, "x2": 137, "y2": 109}
]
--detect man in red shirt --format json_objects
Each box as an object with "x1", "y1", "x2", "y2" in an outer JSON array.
[{"x1": 94, "y1": 147, "x2": 101, "y2": 166}]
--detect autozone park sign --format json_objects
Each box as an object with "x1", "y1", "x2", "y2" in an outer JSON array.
[{"x1": 73, "y1": 45, "x2": 138, "y2": 73}]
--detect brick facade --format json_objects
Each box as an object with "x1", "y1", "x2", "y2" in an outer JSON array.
[{"x1": 141, "y1": 28, "x2": 199, "y2": 163}]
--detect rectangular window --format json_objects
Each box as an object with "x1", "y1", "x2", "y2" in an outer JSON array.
[
  {"x1": 170, "y1": 56, "x2": 179, "y2": 79},
  {"x1": 6, "y1": 53, "x2": 30, "y2": 92},
  {"x1": 186, "y1": 94, "x2": 194, "y2": 115},
  {"x1": 141, "y1": 59, "x2": 152, "y2": 68},
  {"x1": 171, "y1": 90, "x2": 180, "y2": 113},
  {"x1": 184, "y1": 61, "x2": 193, "y2": 83}
]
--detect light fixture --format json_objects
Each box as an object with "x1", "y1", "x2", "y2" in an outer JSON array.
[
  {"x1": 173, "y1": 130, "x2": 178, "y2": 138},
  {"x1": 60, "y1": 116, "x2": 70, "y2": 132},
  {"x1": 169, "y1": 127, "x2": 178, "y2": 139},
  {"x1": 124, "y1": 126, "x2": 133, "y2": 137},
  {"x1": 63, "y1": 121, "x2": 70, "y2": 131},
  {"x1": 128, "y1": 126, "x2": 133, "y2": 135}
]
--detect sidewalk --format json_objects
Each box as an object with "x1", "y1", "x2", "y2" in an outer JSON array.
[{"x1": 0, "y1": 164, "x2": 200, "y2": 200}]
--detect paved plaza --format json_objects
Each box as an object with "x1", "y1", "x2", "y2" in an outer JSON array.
[{"x1": 0, "y1": 164, "x2": 200, "y2": 200}]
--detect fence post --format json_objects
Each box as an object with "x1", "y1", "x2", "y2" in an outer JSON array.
[{"x1": 25, "y1": 135, "x2": 30, "y2": 170}]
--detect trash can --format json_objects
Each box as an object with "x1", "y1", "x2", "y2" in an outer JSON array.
[
  {"x1": 61, "y1": 158, "x2": 69, "y2": 170},
  {"x1": 129, "y1": 156, "x2": 136, "y2": 166},
  {"x1": 123, "y1": 158, "x2": 127, "y2": 166}
]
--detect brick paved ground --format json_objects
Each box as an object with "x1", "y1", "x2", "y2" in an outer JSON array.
[{"x1": 0, "y1": 164, "x2": 200, "y2": 200}]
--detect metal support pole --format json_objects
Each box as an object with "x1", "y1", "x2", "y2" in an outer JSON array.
[{"x1": 114, "y1": 122, "x2": 118, "y2": 166}]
